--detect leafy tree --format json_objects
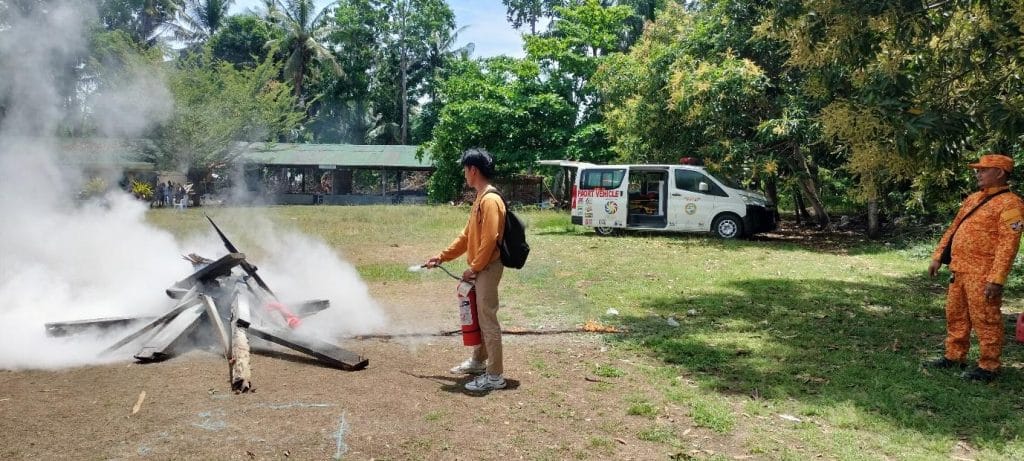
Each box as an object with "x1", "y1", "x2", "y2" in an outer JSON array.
[
  {"x1": 208, "y1": 14, "x2": 283, "y2": 68},
  {"x1": 501, "y1": 0, "x2": 562, "y2": 34},
  {"x1": 424, "y1": 57, "x2": 575, "y2": 201},
  {"x1": 98, "y1": 0, "x2": 182, "y2": 47},
  {"x1": 375, "y1": 0, "x2": 455, "y2": 144},
  {"x1": 525, "y1": 0, "x2": 632, "y2": 125},
  {"x1": 174, "y1": 0, "x2": 234, "y2": 46},
  {"x1": 594, "y1": 1, "x2": 833, "y2": 226},
  {"x1": 760, "y1": 0, "x2": 1024, "y2": 235},
  {"x1": 146, "y1": 52, "x2": 303, "y2": 174},
  {"x1": 264, "y1": 0, "x2": 340, "y2": 105}
]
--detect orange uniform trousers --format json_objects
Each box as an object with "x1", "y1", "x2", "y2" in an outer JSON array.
[{"x1": 945, "y1": 271, "x2": 1004, "y2": 371}]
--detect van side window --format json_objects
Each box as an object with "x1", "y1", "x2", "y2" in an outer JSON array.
[
  {"x1": 675, "y1": 169, "x2": 728, "y2": 197},
  {"x1": 580, "y1": 169, "x2": 625, "y2": 189}
]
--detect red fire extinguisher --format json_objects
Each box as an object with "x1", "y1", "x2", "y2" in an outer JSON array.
[{"x1": 457, "y1": 280, "x2": 482, "y2": 346}]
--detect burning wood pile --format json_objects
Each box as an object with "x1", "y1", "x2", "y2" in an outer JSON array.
[{"x1": 44, "y1": 217, "x2": 367, "y2": 393}]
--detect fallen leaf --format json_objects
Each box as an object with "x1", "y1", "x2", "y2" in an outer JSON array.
[
  {"x1": 582, "y1": 320, "x2": 619, "y2": 333},
  {"x1": 131, "y1": 391, "x2": 146, "y2": 415},
  {"x1": 779, "y1": 414, "x2": 802, "y2": 423}
]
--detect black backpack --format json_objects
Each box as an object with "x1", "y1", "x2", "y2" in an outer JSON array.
[{"x1": 484, "y1": 190, "x2": 529, "y2": 269}]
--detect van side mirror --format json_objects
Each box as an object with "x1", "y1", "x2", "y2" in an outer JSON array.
[{"x1": 698, "y1": 182, "x2": 709, "y2": 192}]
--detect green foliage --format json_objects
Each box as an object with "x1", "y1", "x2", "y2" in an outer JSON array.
[
  {"x1": 265, "y1": 0, "x2": 341, "y2": 104},
  {"x1": 760, "y1": 0, "x2": 1024, "y2": 218},
  {"x1": 424, "y1": 57, "x2": 575, "y2": 202},
  {"x1": 174, "y1": 0, "x2": 234, "y2": 45},
  {"x1": 79, "y1": 177, "x2": 108, "y2": 199},
  {"x1": 98, "y1": 0, "x2": 181, "y2": 47},
  {"x1": 593, "y1": 364, "x2": 624, "y2": 377},
  {"x1": 146, "y1": 52, "x2": 303, "y2": 173},
  {"x1": 130, "y1": 179, "x2": 154, "y2": 201},
  {"x1": 208, "y1": 14, "x2": 284, "y2": 68}
]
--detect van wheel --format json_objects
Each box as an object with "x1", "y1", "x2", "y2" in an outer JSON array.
[
  {"x1": 712, "y1": 213, "x2": 743, "y2": 239},
  {"x1": 595, "y1": 226, "x2": 619, "y2": 236}
]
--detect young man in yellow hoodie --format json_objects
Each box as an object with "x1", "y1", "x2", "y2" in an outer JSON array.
[{"x1": 425, "y1": 148, "x2": 508, "y2": 391}]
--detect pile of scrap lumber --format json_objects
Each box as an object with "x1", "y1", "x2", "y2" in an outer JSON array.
[{"x1": 44, "y1": 217, "x2": 367, "y2": 392}]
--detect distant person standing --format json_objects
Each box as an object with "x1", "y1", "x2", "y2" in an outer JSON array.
[
  {"x1": 926, "y1": 154, "x2": 1024, "y2": 382},
  {"x1": 424, "y1": 148, "x2": 508, "y2": 392},
  {"x1": 156, "y1": 182, "x2": 166, "y2": 207}
]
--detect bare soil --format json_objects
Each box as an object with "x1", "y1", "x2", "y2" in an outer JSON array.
[{"x1": 0, "y1": 280, "x2": 753, "y2": 461}]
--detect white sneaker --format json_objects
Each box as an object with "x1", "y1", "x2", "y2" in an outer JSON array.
[
  {"x1": 465, "y1": 374, "x2": 506, "y2": 391},
  {"x1": 449, "y1": 359, "x2": 486, "y2": 375}
]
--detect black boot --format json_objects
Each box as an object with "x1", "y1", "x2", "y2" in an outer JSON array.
[
  {"x1": 922, "y1": 357, "x2": 966, "y2": 369},
  {"x1": 962, "y1": 367, "x2": 998, "y2": 383}
]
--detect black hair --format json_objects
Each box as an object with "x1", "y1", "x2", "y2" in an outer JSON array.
[{"x1": 460, "y1": 148, "x2": 495, "y2": 179}]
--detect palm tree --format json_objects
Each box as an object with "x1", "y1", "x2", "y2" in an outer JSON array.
[
  {"x1": 174, "y1": 0, "x2": 235, "y2": 45},
  {"x1": 263, "y1": 0, "x2": 340, "y2": 105},
  {"x1": 424, "y1": 25, "x2": 473, "y2": 102}
]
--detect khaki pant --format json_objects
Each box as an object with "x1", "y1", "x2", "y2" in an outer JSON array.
[
  {"x1": 471, "y1": 259, "x2": 504, "y2": 375},
  {"x1": 945, "y1": 271, "x2": 1005, "y2": 371}
]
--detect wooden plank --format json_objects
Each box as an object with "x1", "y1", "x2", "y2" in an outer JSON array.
[
  {"x1": 233, "y1": 283, "x2": 252, "y2": 328},
  {"x1": 45, "y1": 317, "x2": 154, "y2": 338},
  {"x1": 102, "y1": 287, "x2": 201, "y2": 355},
  {"x1": 164, "y1": 287, "x2": 190, "y2": 299},
  {"x1": 245, "y1": 325, "x2": 368, "y2": 371},
  {"x1": 172, "y1": 253, "x2": 245, "y2": 289},
  {"x1": 133, "y1": 304, "x2": 207, "y2": 362},
  {"x1": 200, "y1": 294, "x2": 230, "y2": 358},
  {"x1": 290, "y1": 299, "x2": 330, "y2": 318}
]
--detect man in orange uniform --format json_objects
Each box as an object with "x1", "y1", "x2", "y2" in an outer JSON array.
[
  {"x1": 426, "y1": 148, "x2": 508, "y2": 392},
  {"x1": 927, "y1": 154, "x2": 1024, "y2": 382}
]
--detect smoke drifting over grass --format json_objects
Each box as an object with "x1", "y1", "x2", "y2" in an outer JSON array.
[{"x1": 0, "y1": 1, "x2": 385, "y2": 369}]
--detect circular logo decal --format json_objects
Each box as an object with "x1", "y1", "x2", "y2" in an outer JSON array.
[
  {"x1": 604, "y1": 201, "x2": 619, "y2": 214},
  {"x1": 684, "y1": 203, "x2": 697, "y2": 215}
]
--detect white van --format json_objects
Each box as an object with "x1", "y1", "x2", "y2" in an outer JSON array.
[{"x1": 541, "y1": 160, "x2": 777, "y2": 238}]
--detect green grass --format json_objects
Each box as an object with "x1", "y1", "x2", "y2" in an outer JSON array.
[
  {"x1": 626, "y1": 400, "x2": 659, "y2": 418},
  {"x1": 636, "y1": 425, "x2": 675, "y2": 443},
  {"x1": 689, "y1": 399, "x2": 735, "y2": 433},
  {"x1": 147, "y1": 206, "x2": 1024, "y2": 459},
  {"x1": 593, "y1": 364, "x2": 625, "y2": 378}
]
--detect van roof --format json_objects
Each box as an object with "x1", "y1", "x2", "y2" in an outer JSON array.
[{"x1": 537, "y1": 160, "x2": 707, "y2": 170}]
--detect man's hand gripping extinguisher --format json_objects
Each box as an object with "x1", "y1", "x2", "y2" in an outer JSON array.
[{"x1": 415, "y1": 264, "x2": 481, "y2": 346}]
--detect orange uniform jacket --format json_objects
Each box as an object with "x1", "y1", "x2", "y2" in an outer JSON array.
[
  {"x1": 932, "y1": 186, "x2": 1024, "y2": 284},
  {"x1": 438, "y1": 187, "x2": 506, "y2": 273}
]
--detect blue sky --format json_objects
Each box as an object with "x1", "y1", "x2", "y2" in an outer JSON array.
[{"x1": 231, "y1": 1, "x2": 527, "y2": 58}]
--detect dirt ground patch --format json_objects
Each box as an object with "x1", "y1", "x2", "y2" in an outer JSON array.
[{"x1": 0, "y1": 278, "x2": 751, "y2": 461}]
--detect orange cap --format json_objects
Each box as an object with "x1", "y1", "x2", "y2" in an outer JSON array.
[{"x1": 969, "y1": 154, "x2": 1014, "y2": 173}]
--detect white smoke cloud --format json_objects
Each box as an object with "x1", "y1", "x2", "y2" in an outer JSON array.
[{"x1": 0, "y1": 1, "x2": 385, "y2": 369}]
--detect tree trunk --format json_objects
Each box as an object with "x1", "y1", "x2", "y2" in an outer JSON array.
[
  {"x1": 787, "y1": 145, "x2": 830, "y2": 228},
  {"x1": 400, "y1": 54, "x2": 408, "y2": 144},
  {"x1": 294, "y1": 51, "x2": 305, "y2": 105},
  {"x1": 867, "y1": 199, "x2": 880, "y2": 238},
  {"x1": 793, "y1": 187, "x2": 810, "y2": 225},
  {"x1": 399, "y1": 2, "x2": 409, "y2": 145},
  {"x1": 765, "y1": 175, "x2": 779, "y2": 207}
]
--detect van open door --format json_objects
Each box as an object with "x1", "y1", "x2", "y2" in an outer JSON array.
[
  {"x1": 575, "y1": 166, "x2": 628, "y2": 234},
  {"x1": 538, "y1": 160, "x2": 595, "y2": 211}
]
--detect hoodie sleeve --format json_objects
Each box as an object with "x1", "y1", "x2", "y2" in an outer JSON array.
[{"x1": 437, "y1": 220, "x2": 470, "y2": 262}]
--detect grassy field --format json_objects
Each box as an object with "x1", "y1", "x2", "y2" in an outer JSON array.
[{"x1": 149, "y1": 205, "x2": 1024, "y2": 460}]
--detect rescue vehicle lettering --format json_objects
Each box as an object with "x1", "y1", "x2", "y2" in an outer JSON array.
[{"x1": 577, "y1": 189, "x2": 623, "y2": 198}]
